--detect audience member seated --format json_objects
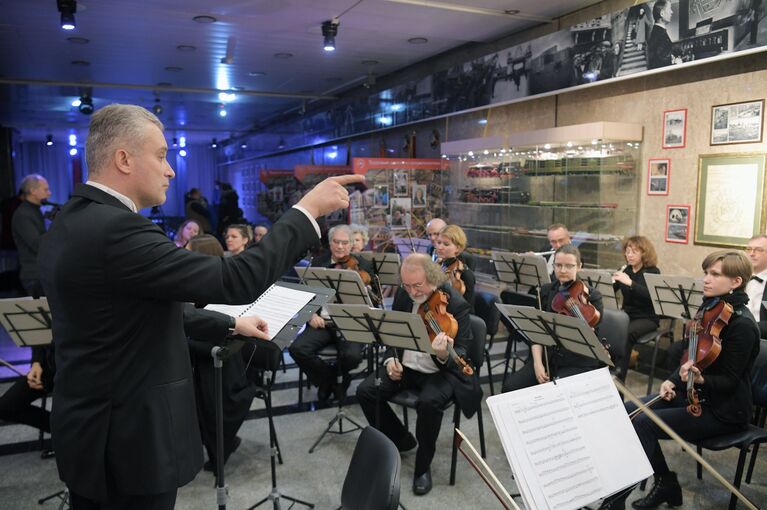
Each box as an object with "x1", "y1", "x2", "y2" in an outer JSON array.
[
  {"x1": 350, "y1": 224, "x2": 369, "y2": 253},
  {"x1": 224, "y1": 224, "x2": 251, "y2": 256},
  {"x1": 174, "y1": 219, "x2": 201, "y2": 248}
]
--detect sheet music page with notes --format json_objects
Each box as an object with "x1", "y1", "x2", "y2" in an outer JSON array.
[
  {"x1": 487, "y1": 368, "x2": 652, "y2": 510},
  {"x1": 206, "y1": 284, "x2": 315, "y2": 340}
]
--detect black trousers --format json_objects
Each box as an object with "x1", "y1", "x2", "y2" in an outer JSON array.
[
  {"x1": 70, "y1": 489, "x2": 177, "y2": 510},
  {"x1": 356, "y1": 366, "x2": 453, "y2": 477},
  {"x1": 288, "y1": 325, "x2": 363, "y2": 387},
  {"x1": 501, "y1": 358, "x2": 593, "y2": 393},
  {"x1": 0, "y1": 377, "x2": 50, "y2": 432},
  {"x1": 626, "y1": 393, "x2": 744, "y2": 474}
]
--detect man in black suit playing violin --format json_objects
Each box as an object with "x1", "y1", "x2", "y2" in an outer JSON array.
[{"x1": 356, "y1": 253, "x2": 481, "y2": 496}]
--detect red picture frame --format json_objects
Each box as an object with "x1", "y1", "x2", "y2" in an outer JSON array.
[
  {"x1": 647, "y1": 158, "x2": 670, "y2": 196},
  {"x1": 665, "y1": 204, "x2": 691, "y2": 244},
  {"x1": 662, "y1": 109, "x2": 687, "y2": 149}
]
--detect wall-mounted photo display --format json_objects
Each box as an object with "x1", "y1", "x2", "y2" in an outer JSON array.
[
  {"x1": 665, "y1": 204, "x2": 691, "y2": 244},
  {"x1": 695, "y1": 153, "x2": 767, "y2": 247},
  {"x1": 389, "y1": 197, "x2": 412, "y2": 229},
  {"x1": 412, "y1": 184, "x2": 427, "y2": 208},
  {"x1": 711, "y1": 99, "x2": 764, "y2": 145},
  {"x1": 662, "y1": 109, "x2": 687, "y2": 149},
  {"x1": 647, "y1": 158, "x2": 670, "y2": 195},
  {"x1": 374, "y1": 185, "x2": 390, "y2": 207},
  {"x1": 393, "y1": 169, "x2": 409, "y2": 196}
]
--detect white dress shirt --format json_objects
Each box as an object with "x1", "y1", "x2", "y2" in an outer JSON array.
[{"x1": 746, "y1": 269, "x2": 767, "y2": 320}]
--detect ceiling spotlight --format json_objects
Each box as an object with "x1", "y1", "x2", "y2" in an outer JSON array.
[
  {"x1": 172, "y1": 137, "x2": 178, "y2": 147},
  {"x1": 240, "y1": 142, "x2": 247, "y2": 149},
  {"x1": 58, "y1": 0, "x2": 76, "y2": 30},
  {"x1": 277, "y1": 138, "x2": 286, "y2": 150},
  {"x1": 46, "y1": 134, "x2": 54, "y2": 146},
  {"x1": 218, "y1": 104, "x2": 227, "y2": 118},
  {"x1": 69, "y1": 148, "x2": 78, "y2": 156},
  {"x1": 322, "y1": 18, "x2": 339, "y2": 52},
  {"x1": 152, "y1": 98, "x2": 163, "y2": 115},
  {"x1": 210, "y1": 138, "x2": 218, "y2": 148},
  {"x1": 78, "y1": 89, "x2": 94, "y2": 115},
  {"x1": 179, "y1": 149, "x2": 187, "y2": 157}
]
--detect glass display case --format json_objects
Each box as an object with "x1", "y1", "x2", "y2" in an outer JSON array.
[{"x1": 441, "y1": 122, "x2": 643, "y2": 275}]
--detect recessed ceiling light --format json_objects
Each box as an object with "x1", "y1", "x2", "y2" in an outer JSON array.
[
  {"x1": 157, "y1": 82, "x2": 173, "y2": 87},
  {"x1": 274, "y1": 52, "x2": 293, "y2": 59},
  {"x1": 71, "y1": 60, "x2": 90, "y2": 66},
  {"x1": 192, "y1": 15, "x2": 217, "y2": 23},
  {"x1": 408, "y1": 37, "x2": 428, "y2": 44},
  {"x1": 362, "y1": 60, "x2": 379, "y2": 65},
  {"x1": 165, "y1": 66, "x2": 183, "y2": 72},
  {"x1": 248, "y1": 71, "x2": 266, "y2": 77},
  {"x1": 176, "y1": 44, "x2": 196, "y2": 52},
  {"x1": 67, "y1": 36, "x2": 89, "y2": 44}
]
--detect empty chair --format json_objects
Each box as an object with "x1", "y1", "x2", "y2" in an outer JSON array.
[{"x1": 340, "y1": 426, "x2": 400, "y2": 510}]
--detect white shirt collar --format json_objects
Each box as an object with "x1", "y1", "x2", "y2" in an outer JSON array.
[{"x1": 85, "y1": 181, "x2": 138, "y2": 213}]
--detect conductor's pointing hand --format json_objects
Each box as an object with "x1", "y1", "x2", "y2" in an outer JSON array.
[{"x1": 296, "y1": 174, "x2": 366, "y2": 218}]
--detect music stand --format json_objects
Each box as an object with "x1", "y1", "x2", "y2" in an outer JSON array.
[
  {"x1": 491, "y1": 251, "x2": 550, "y2": 295},
  {"x1": 643, "y1": 274, "x2": 704, "y2": 320},
  {"x1": 324, "y1": 304, "x2": 433, "y2": 430},
  {"x1": 455, "y1": 428, "x2": 521, "y2": 510},
  {"x1": 579, "y1": 269, "x2": 621, "y2": 311},
  {"x1": 495, "y1": 304, "x2": 613, "y2": 381},
  {"x1": 356, "y1": 252, "x2": 401, "y2": 286},
  {"x1": 392, "y1": 236, "x2": 431, "y2": 258}
]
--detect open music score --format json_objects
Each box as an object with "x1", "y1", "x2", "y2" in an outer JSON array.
[{"x1": 487, "y1": 368, "x2": 652, "y2": 510}]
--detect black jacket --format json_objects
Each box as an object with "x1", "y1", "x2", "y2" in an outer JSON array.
[
  {"x1": 12, "y1": 200, "x2": 46, "y2": 281},
  {"x1": 387, "y1": 285, "x2": 483, "y2": 418},
  {"x1": 38, "y1": 183, "x2": 318, "y2": 501},
  {"x1": 669, "y1": 291, "x2": 760, "y2": 426},
  {"x1": 613, "y1": 266, "x2": 660, "y2": 323}
]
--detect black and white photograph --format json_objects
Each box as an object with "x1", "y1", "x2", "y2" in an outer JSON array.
[
  {"x1": 393, "y1": 170, "x2": 409, "y2": 196},
  {"x1": 711, "y1": 99, "x2": 764, "y2": 145},
  {"x1": 665, "y1": 204, "x2": 690, "y2": 244},
  {"x1": 647, "y1": 158, "x2": 670, "y2": 195},
  {"x1": 662, "y1": 109, "x2": 687, "y2": 148}
]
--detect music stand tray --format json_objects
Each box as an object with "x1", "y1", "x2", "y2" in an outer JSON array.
[
  {"x1": 643, "y1": 273, "x2": 704, "y2": 320},
  {"x1": 357, "y1": 252, "x2": 402, "y2": 286},
  {"x1": 492, "y1": 251, "x2": 550, "y2": 293},
  {"x1": 579, "y1": 269, "x2": 621, "y2": 311},
  {"x1": 294, "y1": 267, "x2": 373, "y2": 306}
]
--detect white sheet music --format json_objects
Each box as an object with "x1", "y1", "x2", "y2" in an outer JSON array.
[
  {"x1": 487, "y1": 368, "x2": 652, "y2": 510},
  {"x1": 206, "y1": 285, "x2": 315, "y2": 340}
]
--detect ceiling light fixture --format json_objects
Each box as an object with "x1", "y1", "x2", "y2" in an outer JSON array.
[
  {"x1": 218, "y1": 104, "x2": 227, "y2": 118},
  {"x1": 210, "y1": 138, "x2": 218, "y2": 148},
  {"x1": 57, "y1": 0, "x2": 77, "y2": 30},
  {"x1": 152, "y1": 98, "x2": 163, "y2": 115},
  {"x1": 46, "y1": 134, "x2": 54, "y2": 146},
  {"x1": 172, "y1": 137, "x2": 178, "y2": 147},
  {"x1": 277, "y1": 138, "x2": 286, "y2": 150},
  {"x1": 408, "y1": 37, "x2": 428, "y2": 44},
  {"x1": 192, "y1": 15, "x2": 217, "y2": 23},
  {"x1": 322, "y1": 18, "x2": 340, "y2": 52},
  {"x1": 78, "y1": 88, "x2": 94, "y2": 115}
]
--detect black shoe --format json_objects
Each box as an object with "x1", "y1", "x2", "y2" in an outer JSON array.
[
  {"x1": 397, "y1": 432, "x2": 418, "y2": 454},
  {"x1": 632, "y1": 472, "x2": 682, "y2": 509},
  {"x1": 317, "y1": 381, "x2": 333, "y2": 402},
  {"x1": 412, "y1": 469, "x2": 432, "y2": 495}
]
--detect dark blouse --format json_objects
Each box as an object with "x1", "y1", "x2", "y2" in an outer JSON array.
[{"x1": 613, "y1": 265, "x2": 660, "y2": 324}]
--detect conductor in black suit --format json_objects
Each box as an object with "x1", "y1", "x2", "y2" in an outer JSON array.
[{"x1": 38, "y1": 104, "x2": 363, "y2": 509}]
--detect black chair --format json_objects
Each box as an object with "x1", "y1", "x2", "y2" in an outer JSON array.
[
  {"x1": 390, "y1": 314, "x2": 487, "y2": 485},
  {"x1": 474, "y1": 291, "x2": 503, "y2": 395},
  {"x1": 691, "y1": 339, "x2": 767, "y2": 510},
  {"x1": 745, "y1": 339, "x2": 767, "y2": 483},
  {"x1": 339, "y1": 426, "x2": 401, "y2": 510},
  {"x1": 634, "y1": 319, "x2": 674, "y2": 395},
  {"x1": 597, "y1": 308, "x2": 630, "y2": 382}
]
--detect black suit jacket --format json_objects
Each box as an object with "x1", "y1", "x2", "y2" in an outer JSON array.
[
  {"x1": 12, "y1": 200, "x2": 46, "y2": 281},
  {"x1": 387, "y1": 285, "x2": 482, "y2": 417},
  {"x1": 758, "y1": 284, "x2": 767, "y2": 338},
  {"x1": 38, "y1": 183, "x2": 317, "y2": 501}
]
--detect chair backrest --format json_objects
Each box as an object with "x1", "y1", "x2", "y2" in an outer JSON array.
[
  {"x1": 751, "y1": 339, "x2": 767, "y2": 407},
  {"x1": 468, "y1": 314, "x2": 487, "y2": 370},
  {"x1": 597, "y1": 308, "x2": 631, "y2": 379},
  {"x1": 341, "y1": 426, "x2": 401, "y2": 510},
  {"x1": 474, "y1": 291, "x2": 501, "y2": 338}
]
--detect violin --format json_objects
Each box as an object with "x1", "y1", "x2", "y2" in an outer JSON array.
[
  {"x1": 441, "y1": 257, "x2": 466, "y2": 296},
  {"x1": 417, "y1": 290, "x2": 474, "y2": 376},
  {"x1": 335, "y1": 255, "x2": 372, "y2": 285},
  {"x1": 550, "y1": 280, "x2": 601, "y2": 328},
  {"x1": 680, "y1": 298, "x2": 732, "y2": 417}
]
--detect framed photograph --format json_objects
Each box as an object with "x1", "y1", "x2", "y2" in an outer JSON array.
[
  {"x1": 374, "y1": 185, "x2": 389, "y2": 207},
  {"x1": 662, "y1": 109, "x2": 687, "y2": 149},
  {"x1": 647, "y1": 158, "x2": 670, "y2": 195},
  {"x1": 665, "y1": 205, "x2": 691, "y2": 244},
  {"x1": 393, "y1": 170, "x2": 409, "y2": 196},
  {"x1": 711, "y1": 100, "x2": 764, "y2": 145},
  {"x1": 412, "y1": 184, "x2": 427, "y2": 208},
  {"x1": 389, "y1": 197, "x2": 412, "y2": 229},
  {"x1": 695, "y1": 153, "x2": 767, "y2": 247}
]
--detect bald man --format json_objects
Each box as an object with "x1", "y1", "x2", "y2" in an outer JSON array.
[{"x1": 426, "y1": 218, "x2": 447, "y2": 261}]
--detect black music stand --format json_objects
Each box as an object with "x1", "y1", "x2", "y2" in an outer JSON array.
[
  {"x1": 643, "y1": 274, "x2": 704, "y2": 321},
  {"x1": 357, "y1": 251, "x2": 401, "y2": 287},
  {"x1": 324, "y1": 304, "x2": 433, "y2": 429},
  {"x1": 392, "y1": 236, "x2": 431, "y2": 259},
  {"x1": 579, "y1": 269, "x2": 621, "y2": 311},
  {"x1": 245, "y1": 284, "x2": 334, "y2": 510},
  {"x1": 491, "y1": 250, "x2": 550, "y2": 301},
  {"x1": 494, "y1": 304, "x2": 614, "y2": 381}
]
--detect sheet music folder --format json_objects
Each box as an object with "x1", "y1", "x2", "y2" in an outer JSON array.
[
  {"x1": 0, "y1": 297, "x2": 53, "y2": 346},
  {"x1": 487, "y1": 367, "x2": 653, "y2": 510}
]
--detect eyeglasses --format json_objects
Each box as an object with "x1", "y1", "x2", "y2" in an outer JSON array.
[
  {"x1": 331, "y1": 239, "x2": 350, "y2": 246},
  {"x1": 554, "y1": 263, "x2": 577, "y2": 271},
  {"x1": 745, "y1": 247, "x2": 766, "y2": 254},
  {"x1": 401, "y1": 281, "x2": 426, "y2": 292}
]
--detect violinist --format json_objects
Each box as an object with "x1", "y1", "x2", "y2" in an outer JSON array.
[
  {"x1": 603, "y1": 251, "x2": 759, "y2": 509},
  {"x1": 356, "y1": 254, "x2": 482, "y2": 496},
  {"x1": 435, "y1": 224, "x2": 476, "y2": 308},
  {"x1": 612, "y1": 236, "x2": 662, "y2": 375},
  {"x1": 289, "y1": 225, "x2": 374, "y2": 401},
  {"x1": 502, "y1": 244, "x2": 604, "y2": 393}
]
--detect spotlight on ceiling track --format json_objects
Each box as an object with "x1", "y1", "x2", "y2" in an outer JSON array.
[
  {"x1": 46, "y1": 134, "x2": 54, "y2": 146},
  {"x1": 152, "y1": 98, "x2": 163, "y2": 115},
  {"x1": 210, "y1": 138, "x2": 218, "y2": 148},
  {"x1": 78, "y1": 88, "x2": 94, "y2": 115},
  {"x1": 322, "y1": 18, "x2": 339, "y2": 52},
  {"x1": 57, "y1": 0, "x2": 77, "y2": 31}
]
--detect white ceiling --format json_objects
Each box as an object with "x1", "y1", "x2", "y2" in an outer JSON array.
[{"x1": 0, "y1": 0, "x2": 603, "y2": 143}]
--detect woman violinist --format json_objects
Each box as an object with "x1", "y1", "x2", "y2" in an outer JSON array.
[
  {"x1": 602, "y1": 251, "x2": 760, "y2": 509},
  {"x1": 434, "y1": 224, "x2": 476, "y2": 309},
  {"x1": 502, "y1": 244, "x2": 604, "y2": 393}
]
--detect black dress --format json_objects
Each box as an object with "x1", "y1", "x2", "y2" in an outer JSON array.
[{"x1": 648, "y1": 24, "x2": 673, "y2": 69}]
